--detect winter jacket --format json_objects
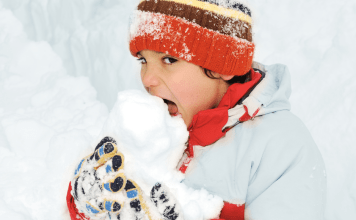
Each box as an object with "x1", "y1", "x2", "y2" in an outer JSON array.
[
  {"x1": 181, "y1": 64, "x2": 327, "y2": 220},
  {"x1": 67, "y1": 64, "x2": 326, "y2": 220}
]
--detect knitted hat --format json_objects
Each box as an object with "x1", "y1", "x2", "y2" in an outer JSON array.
[{"x1": 129, "y1": 0, "x2": 255, "y2": 76}]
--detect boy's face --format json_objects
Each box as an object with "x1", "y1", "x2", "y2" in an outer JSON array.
[{"x1": 137, "y1": 50, "x2": 232, "y2": 128}]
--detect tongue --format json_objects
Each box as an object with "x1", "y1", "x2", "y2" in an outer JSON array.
[{"x1": 166, "y1": 100, "x2": 178, "y2": 116}]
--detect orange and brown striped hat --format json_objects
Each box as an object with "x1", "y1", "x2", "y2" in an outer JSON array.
[{"x1": 129, "y1": 0, "x2": 255, "y2": 76}]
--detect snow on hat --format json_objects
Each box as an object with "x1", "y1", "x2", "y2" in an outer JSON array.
[{"x1": 129, "y1": 0, "x2": 255, "y2": 76}]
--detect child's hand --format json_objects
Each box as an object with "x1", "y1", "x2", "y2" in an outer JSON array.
[
  {"x1": 71, "y1": 137, "x2": 182, "y2": 220},
  {"x1": 71, "y1": 137, "x2": 127, "y2": 219}
]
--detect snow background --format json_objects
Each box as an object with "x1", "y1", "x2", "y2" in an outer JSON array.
[{"x1": 0, "y1": 0, "x2": 355, "y2": 219}]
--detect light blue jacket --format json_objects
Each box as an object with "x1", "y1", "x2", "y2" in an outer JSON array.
[{"x1": 183, "y1": 64, "x2": 327, "y2": 220}]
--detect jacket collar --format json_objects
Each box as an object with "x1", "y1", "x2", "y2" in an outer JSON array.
[{"x1": 186, "y1": 69, "x2": 262, "y2": 157}]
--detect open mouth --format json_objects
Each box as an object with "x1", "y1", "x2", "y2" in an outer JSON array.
[{"x1": 163, "y1": 98, "x2": 179, "y2": 116}]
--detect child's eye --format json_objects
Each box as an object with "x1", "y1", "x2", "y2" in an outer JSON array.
[
  {"x1": 163, "y1": 57, "x2": 177, "y2": 64},
  {"x1": 137, "y1": 57, "x2": 146, "y2": 64}
]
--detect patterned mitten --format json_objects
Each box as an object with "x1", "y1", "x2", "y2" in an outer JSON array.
[{"x1": 71, "y1": 136, "x2": 182, "y2": 220}]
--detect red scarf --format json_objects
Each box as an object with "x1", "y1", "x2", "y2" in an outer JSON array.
[{"x1": 180, "y1": 69, "x2": 262, "y2": 172}]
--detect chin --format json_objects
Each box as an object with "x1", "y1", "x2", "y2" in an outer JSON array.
[{"x1": 183, "y1": 118, "x2": 191, "y2": 129}]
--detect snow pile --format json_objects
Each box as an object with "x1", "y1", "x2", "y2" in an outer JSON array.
[
  {"x1": 0, "y1": 6, "x2": 108, "y2": 219},
  {"x1": 0, "y1": 0, "x2": 143, "y2": 109},
  {"x1": 98, "y1": 90, "x2": 223, "y2": 220}
]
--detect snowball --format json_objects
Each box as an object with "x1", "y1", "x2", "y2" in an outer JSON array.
[
  {"x1": 98, "y1": 90, "x2": 223, "y2": 219},
  {"x1": 100, "y1": 90, "x2": 188, "y2": 188}
]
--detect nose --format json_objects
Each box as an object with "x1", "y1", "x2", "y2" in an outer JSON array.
[{"x1": 141, "y1": 64, "x2": 160, "y2": 90}]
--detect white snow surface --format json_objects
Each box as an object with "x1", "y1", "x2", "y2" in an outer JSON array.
[{"x1": 0, "y1": 0, "x2": 355, "y2": 220}]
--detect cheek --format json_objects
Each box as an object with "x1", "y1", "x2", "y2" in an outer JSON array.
[{"x1": 174, "y1": 77, "x2": 217, "y2": 113}]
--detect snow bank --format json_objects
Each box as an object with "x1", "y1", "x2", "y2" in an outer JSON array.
[
  {"x1": 0, "y1": 0, "x2": 143, "y2": 109},
  {"x1": 0, "y1": 6, "x2": 108, "y2": 219}
]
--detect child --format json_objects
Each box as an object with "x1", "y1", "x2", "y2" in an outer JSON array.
[{"x1": 67, "y1": 0, "x2": 326, "y2": 219}]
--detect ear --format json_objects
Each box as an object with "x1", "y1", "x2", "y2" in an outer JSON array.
[
  {"x1": 214, "y1": 73, "x2": 234, "y2": 81},
  {"x1": 220, "y1": 74, "x2": 234, "y2": 81},
  {"x1": 210, "y1": 71, "x2": 234, "y2": 81}
]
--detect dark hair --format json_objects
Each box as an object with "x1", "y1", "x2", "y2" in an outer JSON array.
[{"x1": 203, "y1": 68, "x2": 250, "y2": 85}]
